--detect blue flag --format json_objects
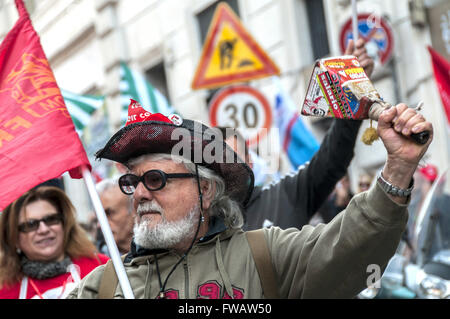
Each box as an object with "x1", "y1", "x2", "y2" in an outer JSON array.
[{"x1": 273, "y1": 78, "x2": 319, "y2": 169}]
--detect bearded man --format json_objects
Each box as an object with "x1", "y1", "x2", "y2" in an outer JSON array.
[{"x1": 67, "y1": 99, "x2": 433, "y2": 299}]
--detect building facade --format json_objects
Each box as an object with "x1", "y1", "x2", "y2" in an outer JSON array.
[{"x1": 1, "y1": 0, "x2": 448, "y2": 222}]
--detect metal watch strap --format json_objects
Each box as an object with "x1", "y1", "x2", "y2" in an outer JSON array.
[{"x1": 377, "y1": 171, "x2": 414, "y2": 197}]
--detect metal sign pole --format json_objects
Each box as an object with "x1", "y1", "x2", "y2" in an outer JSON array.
[{"x1": 352, "y1": 0, "x2": 359, "y2": 43}]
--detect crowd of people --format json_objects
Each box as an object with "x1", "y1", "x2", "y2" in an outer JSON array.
[{"x1": 0, "y1": 39, "x2": 436, "y2": 299}]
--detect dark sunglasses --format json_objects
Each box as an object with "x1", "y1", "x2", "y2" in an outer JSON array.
[
  {"x1": 118, "y1": 169, "x2": 197, "y2": 195},
  {"x1": 18, "y1": 213, "x2": 63, "y2": 233}
]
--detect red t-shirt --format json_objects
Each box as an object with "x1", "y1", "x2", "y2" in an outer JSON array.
[{"x1": 0, "y1": 253, "x2": 109, "y2": 299}]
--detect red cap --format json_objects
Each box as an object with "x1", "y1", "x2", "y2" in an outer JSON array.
[
  {"x1": 419, "y1": 164, "x2": 438, "y2": 183},
  {"x1": 125, "y1": 99, "x2": 172, "y2": 126}
]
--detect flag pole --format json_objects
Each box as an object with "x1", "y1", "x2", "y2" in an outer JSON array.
[
  {"x1": 81, "y1": 166, "x2": 135, "y2": 299},
  {"x1": 351, "y1": 0, "x2": 358, "y2": 43}
]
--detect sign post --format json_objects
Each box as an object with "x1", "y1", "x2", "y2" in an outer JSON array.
[
  {"x1": 351, "y1": 0, "x2": 358, "y2": 43},
  {"x1": 339, "y1": 13, "x2": 394, "y2": 66}
]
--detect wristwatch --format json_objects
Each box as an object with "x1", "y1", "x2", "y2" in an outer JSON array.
[{"x1": 377, "y1": 170, "x2": 414, "y2": 197}]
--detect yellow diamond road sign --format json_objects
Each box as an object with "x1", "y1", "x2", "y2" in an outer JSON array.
[{"x1": 191, "y1": 3, "x2": 280, "y2": 90}]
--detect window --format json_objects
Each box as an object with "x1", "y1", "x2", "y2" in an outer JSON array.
[
  {"x1": 145, "y1": 62, "x2": 171, "y2": 104},
  {"x1": 305, "y1": 0, "x2": 330, "y2": 59},
  {"x1": 197, "y1": 0, "x2": 240, "y2": 45},
  {"x1": 196, "y1": 0, "x2": 240, "y2": 104},
  {"x1": 24, "y1": 0, "x2": 37, "y2": 15}
]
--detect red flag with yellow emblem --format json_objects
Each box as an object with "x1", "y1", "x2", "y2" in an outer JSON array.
[{"x1": 0, "y1": 0, "x2": 91, "y2": 210}]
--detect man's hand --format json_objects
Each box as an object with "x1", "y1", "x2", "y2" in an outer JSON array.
[
  {"x1": 377, "y1": 104, "x2": 433, "y2": 203},
  {"x1": 345, "y1": 39, "x2": 374, "y2": 78}
]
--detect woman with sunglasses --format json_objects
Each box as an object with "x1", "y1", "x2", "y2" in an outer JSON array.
[{"x1": 0, "y1": 186, "x2": 109, "y2": 299}]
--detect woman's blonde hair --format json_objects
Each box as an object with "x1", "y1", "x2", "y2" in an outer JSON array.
[{"x1": 0, "y1": 186, "x2": 98, "y2": 288}]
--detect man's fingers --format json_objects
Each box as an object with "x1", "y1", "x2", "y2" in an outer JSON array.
[
  {"x1": 411, "y1": 121, "x2": 433, "y2": 137},
  {"x1": 344, "y1": 39, "x2": 355, "y2": 55},
  {"x1": 358, "y1": 53, "x2": 373, "y2": 67},
  {"x1": 378, "y1": 106, "x2": 397, "y2": 128},
  {"x1": 378, "y1": 103, "x2": 433, "y2": 152},
  {"x1": 379, "y1": 104, "x2": 409, "y2": 129},
  {"x1": 345, "y1": 39, "x2": 374, "y2": 77},
  {"x1": 380, "y1": 104, "x2": 433, "y2": 142},
  {"x1": 353, "y1": 39, "x2": 367, "y2": 56},
  {"x1": 393, "y1": 105, "x2": 417, "y2": 134},
  {"x1": 353, "y1": 47, "x2": 368, "y2": 58},
  {"x1": 355, "y1": 38, "x2": 366, "y2": 49},
  {"x1": 394, "y1": 103, "x2": 409, "y2": 114},
  {"x1": 345, "y1": 39, "x2": 367, "y2": 56},
  {"x1": 401, "y1": 113, "x2": 425, "y2": 136}
]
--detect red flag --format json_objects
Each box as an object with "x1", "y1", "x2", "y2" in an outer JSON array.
[
  {"x1": 0, "y1": 0, "x2": 91, "y2": 210},
  {"x1": 428, "y1": 46, "x2": 450, "y2": 127}
]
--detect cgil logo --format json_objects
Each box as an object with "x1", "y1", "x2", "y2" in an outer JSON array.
[
  {"x1": 0, "y1": 53, "x2": 68, "y2": 118},
  {"x1": 0, "y1": 53, "x2": 69, "y2": 148}
]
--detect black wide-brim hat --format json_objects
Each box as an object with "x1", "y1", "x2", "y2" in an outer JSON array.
[{"x1": 95, "y1": 108, "x2": 254, "y2": 206}]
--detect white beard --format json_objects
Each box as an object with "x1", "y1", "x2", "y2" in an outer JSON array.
[{"x1": 133, "y1": 201, "x2": 199, "y2": 250}]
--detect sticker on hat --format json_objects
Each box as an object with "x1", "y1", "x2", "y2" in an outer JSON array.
[
  {"x1": 168, "y1": 114, "x2": 183, "y2": 126},
  {"x1": 419, "y1": 164, "x2": 438, "y2": 183},
  {"x1": 125, "y1": 99, "x2": 172, "y2": 126}
]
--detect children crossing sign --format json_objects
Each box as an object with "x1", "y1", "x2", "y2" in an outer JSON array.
[{"x1": 191, "y1": 3, "x2": 280, "y2": 90}]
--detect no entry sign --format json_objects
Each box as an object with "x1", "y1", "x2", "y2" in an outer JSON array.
[
  {"x1": 209, "y1": 85, "x2": 272, "y2": 147},
  {"x1": 339, "y1": 13, "x2": 394, "y2": 66}
]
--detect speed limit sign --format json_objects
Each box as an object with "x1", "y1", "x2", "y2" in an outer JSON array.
[{"x1": 209, "y1": 85, "x2": 272, "y2": 147}]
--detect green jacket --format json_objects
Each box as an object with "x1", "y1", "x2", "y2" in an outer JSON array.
[{"x1": 67, "y1": 182, "x2": 408, "y2": 299}]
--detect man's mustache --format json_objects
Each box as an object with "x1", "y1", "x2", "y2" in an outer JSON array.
[{"x1": 136, "y1": 201, "x2": 163, "y2": 217}]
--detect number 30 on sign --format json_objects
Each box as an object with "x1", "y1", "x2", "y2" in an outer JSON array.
[{"x1": 209, "y1": 85, "x2": 272, "y2": 147}]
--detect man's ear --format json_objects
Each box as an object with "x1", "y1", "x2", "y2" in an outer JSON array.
[{"x1": 200, "y1": 180, "x2": 215, "y2": 210}]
